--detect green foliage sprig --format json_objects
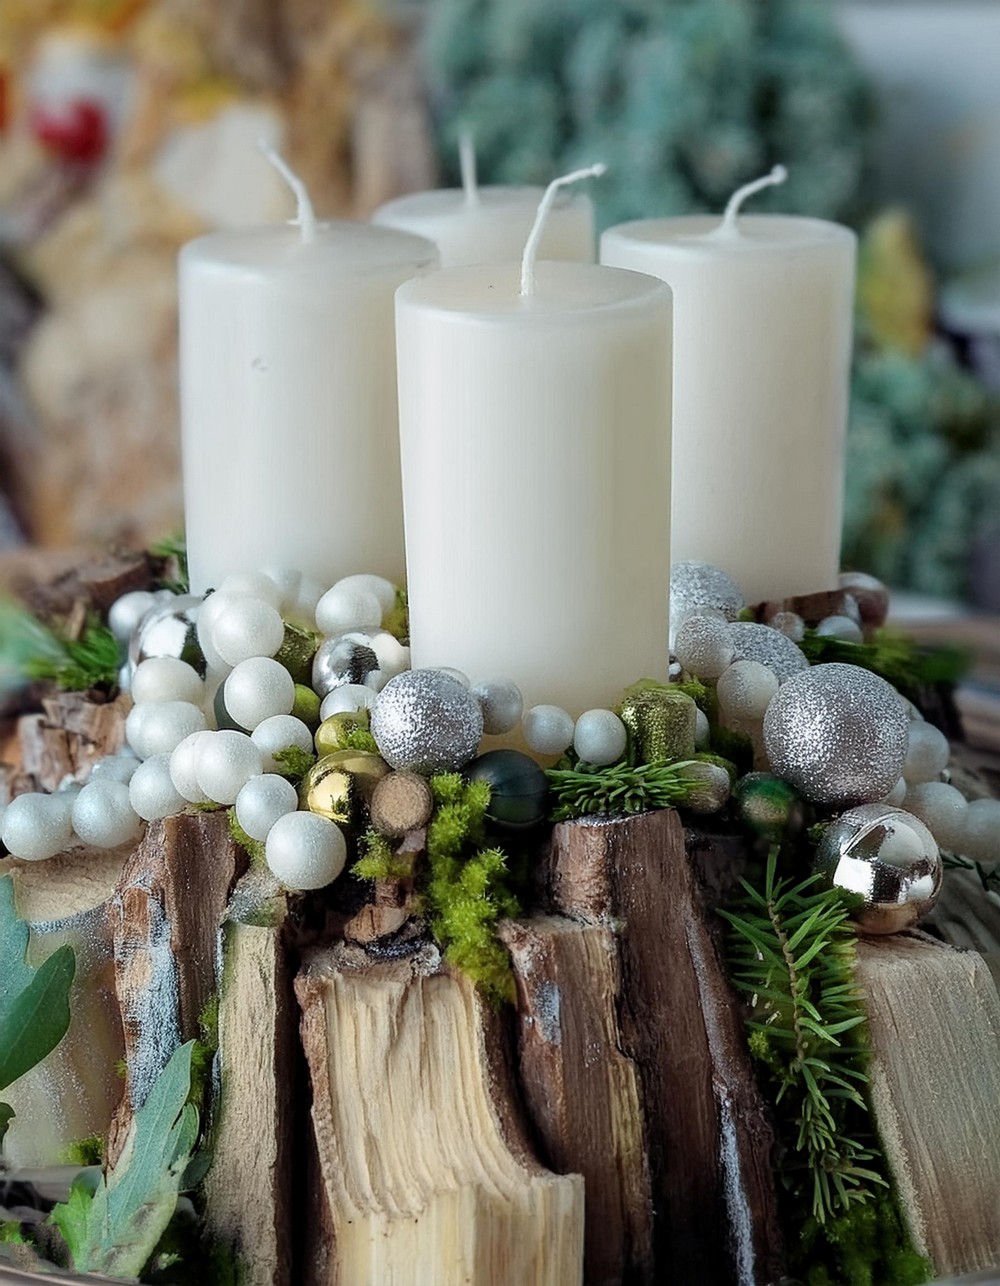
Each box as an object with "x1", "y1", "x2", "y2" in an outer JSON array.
[
  {"x1": 22, "y1": 617, "x2": 120, "y2": 692},
  {"x1": 148, "y1": 534, "x2": 190, "y2": 594},
  {"x1": 799, "y1": 629, "x2": 967, "y2": 691},
  {"x1": 546, "y1": 759, "x2": 705, "y2": 822},
  {"x1": 943, "y1": 850, "x2": 1000, "y2": 897}
]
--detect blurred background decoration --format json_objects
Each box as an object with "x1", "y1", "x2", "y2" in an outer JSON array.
[{"x1": 0, "y1": 0, "x2": 999, "y2": 608}]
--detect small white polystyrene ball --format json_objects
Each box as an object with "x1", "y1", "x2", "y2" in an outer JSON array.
[
  {"x1": 72, "y1": 780, "x2": 142, "y2": 848},
  {"x1": 695, "y1": 708, "x2": 711, "y2": 750},
  {"x1": 196, "y1": 731, "x2": 265, "y2": 805},
  {"x1": 882, "y1": 777, "x2": 907, "y2": 807},
  {"x1": 131, "y1": 657, "x2": 205, "y2": 707},
  {"x1": 320, "y1": 685, "x2": 377, "y2": 720},
  {"x1": 108, "y1": 590, "x2": 157, "y2": 643},
  {"x1": 960, "y1": 798, "x2": 1000, "y2": 865},
  {"x1": 197, "y1": 591, "x2": 238, "y2": 662},
  {"x1": 217, "y1": 571, "x2": 281, "y2": 608},
  {"x1": 170, "y1": 730, "x2": 213, "y2": 803},
  {"x1": 251, "y1": 715, "x2": 315, "y2": 772},
  {"x1": 816, "y1": 614, "x2": 864, "y2": 643},
  {"x1": 266, "y1": 810, "x2": 346, "y2": 890},
  {"x1": 717, "y1": 660, "x2": 779, "y2": 722},
  {"x1": 224, "y1": 657, "x2": 295, "y2": 730},
  {"x1": 902, "y1": 721, "x2": 950, "y2": 784},
  {"x1": 315, "y1": 585, "x2": 382, "y2": 636},
  {"x1": 261, "y1": 567, "x2": 302, "y2": 612},
  {"x1": 2, "y1": 793, "x2": 74, "y2": 860},
  {"x1": 129, "y1": 754, "x2": 187, "y2": 821},
  {"x1": 573, "y1": 709, "x2": 628, "y2": 766},
  {"x1": 235, "y1": 774, "x2": 300, "y2": 843},
  {"x1": 132, "y1": 701, "x2": 207, "y2": 759},
  {"x1": 295, "y1": 577, "x2": 326, "y2": 622},
  {"x1": 90, "y1": 752, "x2": 141, "y2": 785},
  {"x1": 333, "y1": 574, "x2": 397, "y2": 617},
  {"x1": 673, "y1": 614, "x2": 735, "y2": 679},
  {"x1": 210, "y1": 598, "x2": 285, "y2": 666},
  {"x1": 522, "y1": 705, "x2": 575, "y2": 757},
  {"x1": 904, "y1": 781, "x2": 968, "y2": 851},
  {"x1": 370, "y1": 633, "x2": 410, "y2": 682},
  {"x1": 472, "y1": 679, "x2": 524, "y2": 735}
]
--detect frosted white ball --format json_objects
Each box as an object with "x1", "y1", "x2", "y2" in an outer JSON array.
[
  {"x1": 72, "y1": 780, "x2": 142, "y2": 849},
  {"x1": 960, "y1": 798, "x2": 1000, "y2": 865},
  {"x1": 210, "y1": 598, "x2": 285, "y2": 666},
  {"x1": 436, "y1": 667, "x2": 470, "y2": 689},
  {"x1": 251, "y1": 715, "x2": 315, "y2": 772},
  {"x1": 904, "y1": 781, "x2": 968, "y2": 851},
  {"x1": 2, "y1": 792, "x2": 74, "y2": 861},
  {"x1": 266, "y1": 810, "x2": 347, "y2": 890},
  {"x1": 196, "y1": 591, "x2": 239, "y2": 664},
  {"x1": 816, "y1": 614, "x2": 863, "y2": 643},
  {"x1": 882, "y1": 777, "x2": 907, "y2": 807},
  {"x1": 132, "y1": 701, "x2": 207, "y2": 759},
  {"x1": 108, "y1": 590, "x2": 157, "y2": 643},
  {"x1": 673, "y1": 614, "x2": 735, "y2": 679},
  {"x1": 522, "y1": 705, "x2": 575, "y2": 757},
  {"x1": 695, "y1": 708, "x2": 711, "y2": 750},
  {"x1": 196, "y1": 731, "x2": 265, "y2": 805},
  {"x1": 235, "y1": 774, "x2": 299, "y2": 843},
  {"x1": 170, "y1": 730, "x2": 214, "y2": 803},
  {"x1": 472, "y1": 679, "x2": 524, "y2": 735},
  {"x1": 217, "y1": 571, "x2": 281, "y2": 608},
  {"x1": 370, "y1": 633, "x2": 410, "y2": 681},
  {"x1": 332, "y1": 574, "x2": 397, "y2": 616},
  {"x1": 261, "y1": 566, "x2": 302, "y2": 611},
  {"x1": 768, "y1": 611, "x2": 805, "y2": 643},
  {"x1": 129, "y1": 754, "x2": 187, "y2": 821},
  {"x1": 90, "y1": 752, "x2": 141, "y2": 785},
  {"x1": 573, "y1": 709, "x2": 628, "y2": 766},
  {"x1": 224, "y1": 657, "x2": 295, "y2": 730},
  {"x1": 315, "y1": 585, "x2": 381, "y2": 636},
  {"x1": 320, "y1": 685, "x2": 377, "y2": 720},
  {"x1": 295, "y1": 577, "x2": 326, "y2": 622},
  {"x1": 717, "y1": 660, "x2": 779, "y2": 722},
  {"x1": 131, "y1": 657, "x2": 204, "y2": 707},
  {"x1": 902, "y1": 721, "x2": 950, "y2": 785}
]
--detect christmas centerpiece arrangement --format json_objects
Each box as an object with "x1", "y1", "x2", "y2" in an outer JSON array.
[{"x1": 2, "y1": 154, "x2": 1000, "y2": 1286}]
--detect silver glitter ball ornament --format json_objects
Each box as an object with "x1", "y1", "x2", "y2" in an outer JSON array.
[
  {"x1": 815, "y1": 803, "x2": 942, "y2": 934},
  {"x1": 371, "y1": 669, "x2": 484, "y2": 773},
  {"x1": 128, "y1": 594, "x2": 206, "y2": 677},
  {"x1": 669, "y1": 561, "x2": 744, "y2": 648},
  {"x1": 728, "y1": 621, "x2": 809, "y2": 683},
  {"x1": 763, "y1": 663, "x2": 908, "y2": 806},
  {"x1": 312, "y1": 633, "x2": 380, "y2": 698}
]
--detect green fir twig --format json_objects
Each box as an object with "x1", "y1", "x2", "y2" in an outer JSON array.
[
  {"x1": 799, "y1": 629, "x2": 967, "y2": 691},
  {"x1": 22, "y1": 618, "x2": 120, "y2": 692},
  {"x1": 546, "y1": 759, "x2": 704, "y2": 822}
]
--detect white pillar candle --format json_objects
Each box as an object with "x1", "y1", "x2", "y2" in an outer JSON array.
[
  {"x1": 180, "y1": 216, "x2": 436, "y2": 595},
  {"x1": 601, "y1": 170, "x2": 856, "y2": 604},
  {"x1": 395, "y1": 257, "x2": 672, "y2": 715}
]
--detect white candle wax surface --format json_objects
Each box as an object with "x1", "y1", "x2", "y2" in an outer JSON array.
[
  {"x1": 372, "y1": 186, "x2": 595, "y2": 268},
  {"x1": 601, "y1": 214, "x2": 856, "y2": 605},
  {"x1": 180, "y1": 221, "x2": 437, "y2": 595},
  {"x1": 395, "y1": 260, "x2": 673, "y2": 716}
]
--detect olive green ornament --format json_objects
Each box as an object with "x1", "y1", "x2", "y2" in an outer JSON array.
[
  {"x1": 292, "y1": 683, "x2": 322, "y2": 729},
  {"x1": 619, "y1": 688, "x2": 696, "y2": 764},
  {"x1": 734, "y1": 772, "x2": 804, "y2": 843},
  {"x1": 676, "y1": 760, "x2": 730, "y2": 814},
  {"x1": 275, "y1": 622, "x2": 321, "y2": 685},
  {"x1": 465, "y1": 749, "x2": 549, "y2": 830},
  {"x1": 302, "y1": 749, "x2": 390, "y2": 829},
  {"x1": 315, "y1": 709, "x2": 371, "y2": 757}
]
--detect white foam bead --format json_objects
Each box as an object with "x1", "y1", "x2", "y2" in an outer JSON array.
[
  {"x1": 902, "y1": 720, "x2": 950, "y2": 784},
  {"x1": 960, "y1": 798, "x2": 1000, "y2": 865},
  {"x1": 217, "y1": 571, "x2": 282, "y2": 608},
  {"x1": 320, "y1": 685, "x2": 377, "y2": 720},
  {"x1": 196, "y1": 730, "x2": 265, "y2": 805},
  {"x1": 72, "y1": 780, "x2": 142, "y2": 849},
  {"x1": 260, "y1": 566, "x2": 302, "y2": 612},
  {"x1": 371, "y1": 632, "x2": 410, "y2": 678},
  {"x1": 125, "y1": 702, "x2": 153, "y2": 759},
  {"x1": 108, "y1": 590, "x2": 157, "y2": 643},
  {"x1": 90, "y1": 752, "x2": 141, "y2": 785},
  {"x1": 472, "y1": 679, "x2": 524, "y2": 735},
  {"x1": 210, "y1": 597, "x2": 285, "y2": 667},
  {"x1": 224, "y1": 657, "x2": 296, "y2": 730},
  {"x1": 717, "y1": 660, "x2": 779, "y2": 722},
  {"x1": 314, "y1": 585, "x2": 382, "y2": 636},
  {"x1": 196, "y1": 591, "x2": 239, "y2": 662},
  {"x1": 129, "y1": 754, "x2": 187, "y2": 821},
  {"x1": 816, "y1": 614, "x2": 863, "y2": 643},
  {"x1": 436, "y1": 667, "x2": 470, "y2": 689},
  {"x1": 904, "y1": 781, "x2": 969, "y2": 851},
  {"x1": 882, "y1": 777, "x2": 907, "y2": 807},
  {"x1": 522, "y1": 705, "x2": 576, "y2": 757},
  {"x1": 131, "y1": 656, "x2": 205, "y2": 707},
  {"x1": 134, "y1": 701, "x2": 207, "y2": 759},
  {"x1": 332, "y1": 574, "x2": 397, "y2": 616},
  {"x1": 695, "y1": 708, "x2": 711, "y2": 750},
  {"x1": 2, "y1": 792, "x2": 74, "y2": 861},
  {"x1": 251, "y1": 715, "x2": 315, "y2": 772},
  {"x1": 673, "y1": 614, "x2": 735, "y2": 679},
  {"x1": 235, "y1": 774, "x2": 300, "y2": 843},
  {"x1": 573, "y1": 709, "x2": 628, "y2": 766},
  {"x1": 170, "y1": 730, "x2": 214, "y2": 803},
  {"x1": 295, "y1": 577, "x2": 326, "y2": 622},
  {"x1": 118, "y1": 663, "x2": 132, "y2": 695},
  {"x1": 265, "y1": 811, "x2": 346, "y2": 890}
]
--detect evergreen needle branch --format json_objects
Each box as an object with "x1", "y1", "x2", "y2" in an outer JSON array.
[{"x1": 546, "y1": 759, "x2": 704, "y2": 821}]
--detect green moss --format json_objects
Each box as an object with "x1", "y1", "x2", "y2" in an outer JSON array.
[
  {"x1": 343, "y1": 728, "x2": 379, "y2": 754},
  {"x1": 0, "y1": 1222, "x2": 25, "y2": 1244},
  {"x1": 226, "y1": 808, "x2": 265, "y2": 867},
  {"x1": 62, "y1": 1134, "x2": 104, "y2": 1167},
  {"x1": 271, "y1": 745, "x2": 316, "y2": 785},
  {"x1": 381, "y1": 586, "x2": 409, "y2": 643},
  {"x1": 620, "y1": 675, "x2": 710, "y2": 712},
  {"x1": 352, "y1": 830, "x2": 418, "y2": 882},
  {"x1": 189, "y1": 996, "x2": 219, "y2": 1117},
  {"x1": 799, "y1": 628, "x2": 967, "y2": 691},
  {"x1": 796, "y1": 1192, "x2": 930, "y2": 1286}
]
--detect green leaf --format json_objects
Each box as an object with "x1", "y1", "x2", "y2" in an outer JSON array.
[{"x1": 51, "y1": 1042, "x2": 200, "y2": 1278}]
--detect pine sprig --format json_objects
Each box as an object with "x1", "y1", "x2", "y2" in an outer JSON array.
[
  {"x1": 546, "y1": 759, "x2": 704, "y2": 821},
  {"x1": 799, "y1": 628, "x2": 967, "y2": 690},
  {"x1": 23, "y1": 618, "x2": 120, "y2": 692}
]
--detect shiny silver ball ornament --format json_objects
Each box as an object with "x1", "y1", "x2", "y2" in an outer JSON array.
[
  {"x1": 728, "y1": 621, "x2": 808, "y2": 683},
  {"x1": 815, "y1": 803, "x2": 942, "y2": 934},
  {"x1": 669, "y1": 561, "x2": 744, "y2": 648},
  {"x1": 763, "y1": 663, "x2": 908, "y2": 806},
  {"x1": 311, "y1": 632, "x2": 380, "y2": 698},
  {"x1": 371, "y1": 669, "x2": 484, "y2": 773},
  {"x1": 128, "y1": 594, "x2": 206, "y2": 677}
]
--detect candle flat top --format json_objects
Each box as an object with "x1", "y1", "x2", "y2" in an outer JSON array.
[
  {"x1": 396, "y1": 261, "x2": 669, "y2": 318},
  {"x1": 374, "y1": 185, "x2": 581, "y2": 219},
  {"x1": 603, "y1": 213, "x2": 854, "y2": 254},
  {"x1": 181, "y1": 221, "x2": 437, "y2": 274}
]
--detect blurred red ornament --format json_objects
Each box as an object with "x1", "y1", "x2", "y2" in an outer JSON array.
[{"x1": 30, "y1": 98, "x2": 108, "y2": 164}]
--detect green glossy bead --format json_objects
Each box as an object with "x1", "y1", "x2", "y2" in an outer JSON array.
[
  {"x1": 734, "y1": 772, "x2": 803, "y2": 842},
  {"x1": 315, "y1": 709, "x2": 371, "y2": 757},
  {"x1": 293, "y1": 683, "x2": 322, "y2": 729},
  {"x1": 466, "y1": 749, "x2": 549, "y2": 830}
]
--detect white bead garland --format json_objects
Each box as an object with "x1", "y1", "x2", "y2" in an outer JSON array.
[
  {"x1": 1, "y1": 793, "x2": 74, "y2": 861},
  {"x1": 472, "y1": 679, "x2": 524, "y2": 736},
  {"x1": 196, "y1": 731, "x2": 265, "y2": 805},
  {"x1": 224, "y1": 657, "x2": 296, "y2": 730},
  {"x1": 961, "y1": 798, "x2": 1000, "y2": 865},
  {"x1": 210, "y1": 597, "x2": 285, "y2": 666},
  {"x1": 251, "y1": 715, "x2": 314, "y2": 771},
  {"x1": 130, "y1": 700, "x2": 208, "y2": 760},
  {"x1": 717, "y1": 660, "x2": 779, "y2": 722},
  {"x1": 72, "y1": 780, "x2": 142, "y2": 849},
  {"x1": 573, "y1": 709, "x2": 627, "y2": 766},
  {"x1": 522, "y1": 705, "x2": 575, "y2": 757},
  {"x1": 217, "y1": 571, "x2": 282, "y2": 608},
  {"x1": 90, "y1": 752, "x2": 141, "y2": 785},
  {"x1": 169, "y1": 729, "x2": 214, "y2": 803},
  {"x1": 315, "y1": 585, "x2": 382, "y2": 636},
  {"x1": 129, "y1": 754, "x2": 188, "y2": 821},
  {"x1": 108, "y1": 590, "x2": 157, "y2": 643},
  {"x1": 235, "y1": 774, "x2": 300, "y2": 842},
  {"x1": 902, "y1": 721, "x2": 950, "y2": 785},
  {"x1": 319, "y1": 685, "x2": 377, "y2": 720},
  {"x1": 904, "y1": 780, "x2": 969, "y2": 851},
  {"x1": 131, "y1": 657, "x2": 205, "y2": 707},
  {"x1": 332, "y1": 573, "x2": 397, "y2": 616},
  {"x1": 265, "y1": 810, "x2": 347, "y2": 890}
]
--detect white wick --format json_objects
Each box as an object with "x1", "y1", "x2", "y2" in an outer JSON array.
[
  {"x1": 259, "y1": 139, "x2": 317, "y2": 242},
  {"x1": 459, "y1": 129, "x2": 479, "y2": 207},
  {"x1": 718, "y1": 164, "x2": 788, "y2": 236},
  {"x1": 520, "y1": 162, "x2": 607, "y2": 297}
]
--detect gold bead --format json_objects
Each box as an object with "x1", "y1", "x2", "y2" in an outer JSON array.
[
  {"x1": 302, "y1": 750, "x2": 390, "y2": 828},
  {"x1": 315, "y1": 710, "x2": 371, "y2": 758}
]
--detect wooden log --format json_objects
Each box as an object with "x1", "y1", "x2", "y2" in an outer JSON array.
[
  {"x1": 547, "y1": 810, "x2": 783, "y2": 1286},
  {"x1": 296, "y1": 945, "x2": 584, "y2": 1286},
  {"x1": 856, "y1": 933, "x2": 1000, "y2": 1277},
  {"x1": 16, "y1": 693, "x2": 127, "y2": 792}
]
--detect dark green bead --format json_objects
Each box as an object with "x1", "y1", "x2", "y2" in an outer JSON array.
[
  {"x1": 466, "y1": 750, "x2": 549, "y2": 830},
  {"x1": 734, "y1": 772, "x2": 803, "y2": 842},
  {"x1": 214, "y1": 682, "x2": 246, "y2": 732}
]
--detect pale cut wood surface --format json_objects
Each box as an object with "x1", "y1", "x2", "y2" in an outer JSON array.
[
  {"x1": 296, "y1": 949, "x2": 584, "y2": 1286},
  {"x1": 856, "y1": 934, "x2": 1000, "y2": 1277}
]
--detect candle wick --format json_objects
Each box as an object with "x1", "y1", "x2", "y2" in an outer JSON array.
[
  {"x1": 718, "y1": 164, "x2": 788, "y2": 236},
  {"x1": 520, "y1": 162, "x2": 607, "y2": 297},
  {"x1": 258, "y1": 138, "x2": 317, "y2": 242},
  {"x1": 459, "y1": 129, "x2": 479, "y2": 207}
]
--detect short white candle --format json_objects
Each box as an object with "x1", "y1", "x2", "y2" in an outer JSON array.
[
  {"x1": 180, "y1": 205, "x2": 436, "y2": 594},
  {"x1": 601, "y1": 170, "x2": 856, "y2": 604},
  {"x1": 395, "y1": 254, "x2": 673, "y2": 715}
]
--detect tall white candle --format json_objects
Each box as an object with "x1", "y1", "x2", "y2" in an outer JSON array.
[
  {"x1": 180, "y1": 218, "x2": 436, "y2": 594},
  {"x1": 395, "y1": 256, "x2": 673, "y2": 715},
  {"x1": 601, "y1": 171, "x2": 856, "y2": 604}
]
